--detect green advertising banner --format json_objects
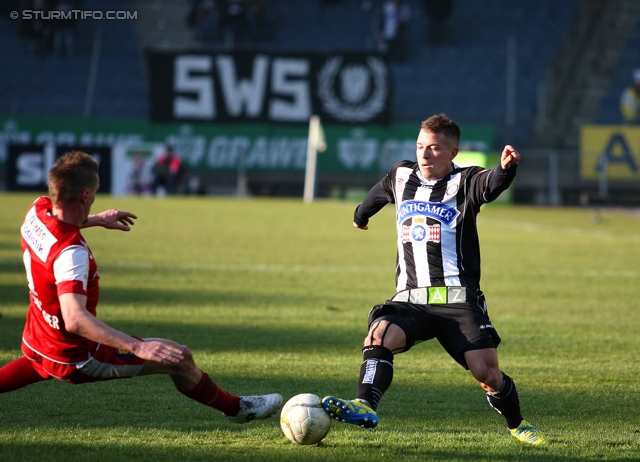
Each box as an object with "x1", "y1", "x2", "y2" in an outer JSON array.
[{"x1": 1, "y1": 115, "x2": 495, "y2": 195}]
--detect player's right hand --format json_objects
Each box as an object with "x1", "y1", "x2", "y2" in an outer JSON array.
[{"x1": 353, "y1": 221, "x2": 369, "y2": 230}]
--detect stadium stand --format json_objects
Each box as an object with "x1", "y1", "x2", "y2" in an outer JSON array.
[
  {"x1": 0, "y1": 0, "x2": 147, "y2": 117},
  {"x1": 596, "y1": 17, "x2": 640, "y2": 125},
  {"x1": 0, "y1": 0, "x2": 602, "y2": 148},
  {"x1": 530, "y1": 0, "x2": 640, "y2": 149}
]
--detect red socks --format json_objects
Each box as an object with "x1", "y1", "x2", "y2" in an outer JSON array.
[
  {"x1": 0, "y1": 356, "x2": 45, "y2": 393},
  {"x1": 1, "y1": 359, "x2": 243, "y2": 418},
  {"x1": 179, "y1": 372, "x2": 241, "y2": 416}
]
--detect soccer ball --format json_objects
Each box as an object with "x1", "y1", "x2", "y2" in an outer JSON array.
[{"x1": 280, "y1": 393, "x2": 332, "y2": 445}]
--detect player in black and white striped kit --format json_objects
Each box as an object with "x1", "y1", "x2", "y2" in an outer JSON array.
[{"x1": 323, "y1": 114, "x2": 545, "y2": 445}]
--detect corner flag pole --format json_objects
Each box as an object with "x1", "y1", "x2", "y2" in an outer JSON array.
[{"x1": 303, "y1": 115, "x2": 326, "y2": 204}]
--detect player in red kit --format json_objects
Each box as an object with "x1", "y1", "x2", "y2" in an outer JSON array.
[{"x1": 1, "y1": 151, "x2": 281, "y2": 424}]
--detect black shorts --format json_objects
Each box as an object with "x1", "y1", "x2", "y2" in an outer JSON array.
[{"x1": 368, "y1": 288, "x2": 501, "y2": 369}]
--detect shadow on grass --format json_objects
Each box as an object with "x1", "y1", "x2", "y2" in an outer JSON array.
[
  {"x1": 0, "y1": 288, "x2": 29, "y2": 306},
  {"x1": 98, "y1": 286, "x2": 359, "y2": 311},
  {"x1": 0, "y1": 280, "x2": 370, "y2": 353},
  {"x1": 0, "y1": 441, "x2": 595, "y2": 462},
  {"x1": 0, "y1": 376, "x2": 624, "y2": 462},
  {"x1": 3, "y1": 344, "x2": 635, "y2": 462},
  {"x1": 0, "y1": 303, "x2": 364, "y2": 354}
]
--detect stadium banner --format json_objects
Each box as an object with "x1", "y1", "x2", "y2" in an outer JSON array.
[
  {"x1": 6, "y1": 143, "x2": 112, "y2": 193},
  {"x1": 0, "y1": 115, "x2": 494, "y2": 195},
  {"x1": 145, "y1": 50, "x2": 391, "y2": 125},
  {"x1": 580, "y1": 125, "x2": 640, "y2": 180}
]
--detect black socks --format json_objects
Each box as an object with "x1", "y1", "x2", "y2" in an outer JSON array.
[
  {"x1": 357, "y1": 345, "x2": 394, "y2": 411},
  {"x1": 486, "y1": 373, "x2": 524, "y2": 429}
]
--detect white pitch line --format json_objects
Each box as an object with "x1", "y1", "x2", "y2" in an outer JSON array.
[
  {"x1": 115, "y1": 261, "x2": 639, "y2": 279},
  {"x1": 111, "y1": 260, "x2": 389, "y2": 273},
  {"x1": 482, "y1": 218, "x2": 640, "y2": 242},
  {"x1": 2, "y1": 258, "x2": 635, "y2": 278},
  {"x1": 484, "y1": 267, "x2": 640, "y2": 279},
  {"x1": 583, "y1": 269, "x2": 639, "y2": 278}
]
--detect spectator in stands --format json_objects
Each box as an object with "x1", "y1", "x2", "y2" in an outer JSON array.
[
  {"x1": 377, "y1": 0, "x2": 411, "y2": 62},
  {"x1": 152, "y1": 145, "x2": 183, "y2": 195},
  {"x1": 52, "y1": 0, "x2": 76, "y2": 57},
  {"x1": 129, "y1": 155, "x2": 151, "y2": 196},
  {"x1": 189, "y1": 0, "x2": 223, "y2": 42},
  {"x1": 422, "y1": 0, "x2": 454, "y2": 45},
  {"x1": 246, "y1": 0, "x2": 272, "y2": 43},
  {"x1": 619, "y1": 68, "x2": 640, "y2": 124},
  {"x1": 27, "y1": 0, "x2": 52, "y2": 55},
  {"x1": 224, "y1": 0, "x2": 248, "y2": 48},
  {"x1": 16, "y1": 0, "x2": 33, "y2": 37}
]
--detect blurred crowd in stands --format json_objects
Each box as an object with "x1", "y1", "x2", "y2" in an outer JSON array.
[
  {"x1": 619, "y1": 68, "x2": 640, "y2": 124},
  {"x1": 10, "y1": 0, "x2": 456, "y2": 60},
  {"x1": 376, "y1": 0, "x2": 411, "y2": 60},
  {"x1": 15, "y1": 0, "x2": 81, "y2": 56},
  {"x1": 6, "y1": 0, "x2": 639, "y2": 140},
  {"x1": 187, "y1": 0, "x2": 273, "y2": 48},
  {"x1": 185, "y1": 0, "x2": 455, "y2": 62}
]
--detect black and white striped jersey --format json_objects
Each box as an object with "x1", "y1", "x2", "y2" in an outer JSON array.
[{"x1": 354, "y1": 160, "x2": 517, "y2": 292}]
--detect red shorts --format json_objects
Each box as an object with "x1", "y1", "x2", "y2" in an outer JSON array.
[{"x1": 24, "y1": 341, "x2": 145, "y2": 385}]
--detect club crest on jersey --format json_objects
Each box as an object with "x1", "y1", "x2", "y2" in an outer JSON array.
[
  {"x1": 396, "y1": 200, "x2": 459, "y2": 227},
  {"x1": 446, "y1": 183, "x2": 459, "y2": 195}
]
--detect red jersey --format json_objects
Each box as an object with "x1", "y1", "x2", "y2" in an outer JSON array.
[{"x1": 20, "y1": 196, "x2": 100, "y2": 364}]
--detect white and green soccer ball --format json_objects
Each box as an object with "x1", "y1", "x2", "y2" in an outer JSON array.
[{"x1": 280, "y1": 393, "x2": 332, "y2": 445}]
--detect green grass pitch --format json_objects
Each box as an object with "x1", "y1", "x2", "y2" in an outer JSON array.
[{"x1": 1, "y1": 192, "x2": 639, "y2": 461}]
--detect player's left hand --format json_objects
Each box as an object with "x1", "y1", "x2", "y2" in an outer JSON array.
[
  {"x1": 133, "y1": 339, "x2": 186, "y2": 364},
  {"x1": 500, "y1": 145, "x2": 520, "y2": 170},
  {"x1": 85, "y1": 209, "x2": 138, "y2": 231}
]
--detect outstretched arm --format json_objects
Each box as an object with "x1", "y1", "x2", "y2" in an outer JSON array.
[
  {"x1": 353, "y1": 179, "x2": 393, "y2": 231},
  {"x1": 82, "y1": 209, "x2": 137, "y2": 231},
  {"x1": 59, "y1": 293, "x2": 186, "y2": 365},
  {"x1": 478, "y1": 145, "x2": 520, "y2": 203},
  {"x1": 500, "y1": 145, "x2": 520, "y2": 170}
]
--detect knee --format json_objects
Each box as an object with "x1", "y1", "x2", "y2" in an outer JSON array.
[
  {"x1": 161, "y1": 341, "x2": 196, "y2": 374},
  {"x1": 179, "y1": 344, "x2": 194, "y2": 362},
  {"x1": 465, "y1": 349, "x2": 502, "y2": 391},
  {"x1": 166, "y1": 355, "x2": 197, "y2": 377},
  {"x1": 365, "y1": 320, "x2": 406, "y2": 353},
  {"x1": 474, "y1": 368, "x2": 503, "y2": 392},
  {"x1": 176, "y1": 345, "x2": 196, "y2": 368}
]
